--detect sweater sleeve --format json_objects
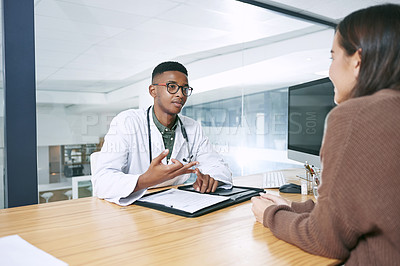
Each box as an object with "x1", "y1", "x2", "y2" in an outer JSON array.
[
  {"x1": 262, "y1": 104, "x2": 364, "y2": 260},
  {"x1": 291, "y1": 199, "x2": 315, "y2": 213},
  {"x1": 263, "y1": 195, "x2": 356, "y2": 260}
]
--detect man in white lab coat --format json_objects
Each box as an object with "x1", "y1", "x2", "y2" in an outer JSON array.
[{"x1": 92, "y1": 61, "x2": 232, "y2": 206}]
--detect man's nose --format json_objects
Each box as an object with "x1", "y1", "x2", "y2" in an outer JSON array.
[{"x1": 176, "y1": 87, "x2": 185, "y2": 97}]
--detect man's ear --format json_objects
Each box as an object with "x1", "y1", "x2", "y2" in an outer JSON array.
[
  {"x1": 352, "y1": 48, "x2": 362, "y2": 78},
  {"x1": 149, "y1": 85, "x2": 156, "y2": 98}
]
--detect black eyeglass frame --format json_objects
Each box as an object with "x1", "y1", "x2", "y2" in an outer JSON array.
[{"x1": 152, "y1": 83, "x2": 193, "y2": 97}]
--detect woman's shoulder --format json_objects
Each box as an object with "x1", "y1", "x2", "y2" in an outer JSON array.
[
  {"x1": 332, "y1": 89, "x2": 400, "y2": 115},
  {"x1": 328, "y1": 89, "x2": 400, "y2": 128}
]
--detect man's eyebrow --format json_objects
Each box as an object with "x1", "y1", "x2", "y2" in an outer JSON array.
[
  {"x1": 330, "y1": 50, "x2": 334, "y2": 53},
  {"x1": 167, "y1": 80, "x2": 188, "y2": 85}
]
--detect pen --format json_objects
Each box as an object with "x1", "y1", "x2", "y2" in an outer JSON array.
[
  {"x1": 304, "y1": 163, "x2": 315, "y2": 176},
  {"x1": 310, "y1": 165, "x2": 317, "y2": 175},
  {"x1": 296, "y1": 175, "x2": 311, "y2": 182},
  {"x1": 309, "y1": 165, "x2": 320, "y2": 185},
  {"x1": 297, "y1": 175, "x2": 320, "y2": 186},
  {"x1": 310, "y1": 167, "x2": 315, "y2": 176}
]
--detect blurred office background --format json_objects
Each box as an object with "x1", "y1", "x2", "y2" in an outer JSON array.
[{"x1": 0, "y1": 0, "x2": 395, "y2": 206}]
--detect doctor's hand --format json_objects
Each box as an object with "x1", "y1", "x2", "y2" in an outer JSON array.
[
  {"x1": 135, "y1": 149, "x2": 198, "y2": 192},
  {"x1": 193, "y1": 168, "x2": 219, "y2": 193}
]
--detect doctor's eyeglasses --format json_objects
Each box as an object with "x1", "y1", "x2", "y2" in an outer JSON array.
[{"x1": 152, "y1": 83, "x2": 193, "y2": 97}]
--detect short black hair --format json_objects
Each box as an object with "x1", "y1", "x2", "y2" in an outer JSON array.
[{"x1": 152, "y1": 61, "x2": 188, "y2": 82}]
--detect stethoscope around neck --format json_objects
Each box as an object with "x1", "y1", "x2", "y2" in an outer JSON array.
[{"x1": 147, "y1": 106, "x2": 193, "y2": 165}]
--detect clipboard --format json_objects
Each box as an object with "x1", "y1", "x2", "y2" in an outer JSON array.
[{"x1": 134, "y1": 185, "x2": 264, "y2": 218}]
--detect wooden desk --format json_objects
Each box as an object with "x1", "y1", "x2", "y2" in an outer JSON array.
[{"x1": 0, "y1": 170, "x2": 338, "y2": 265}]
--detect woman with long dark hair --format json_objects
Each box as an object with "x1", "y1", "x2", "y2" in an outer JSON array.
[{"x1": 251, "y1": 4, "x2": 400, "y2": 265}]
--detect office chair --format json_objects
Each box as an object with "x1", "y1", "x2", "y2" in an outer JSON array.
[
  {"x1": 71, "y1": 152, "x2": 100, "y2": 199},
  {"x1": 90, "y1": 151, "x2": 100, "y2": 175},
  {"x1": 89, "y1": 151, "x2": 100, "y2": 197}
]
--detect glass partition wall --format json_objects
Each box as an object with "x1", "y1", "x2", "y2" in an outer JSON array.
[
  {"x1": 34, "y1": 0, "x2": 334, "y2": 202},
  {"x1": 182, "y1": 88, "x2": 292, "y2": 176}
]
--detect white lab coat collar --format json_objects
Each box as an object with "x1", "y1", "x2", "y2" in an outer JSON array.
[
  {"x1": 170, "y1": 120, "x2": 186, "y2": 161},
  {"x1": 148, "y1": 106, "x2": 186, "y2": 164},
  {"x1": 148, "y1": 106, "x2": 164, "y2": 164}
]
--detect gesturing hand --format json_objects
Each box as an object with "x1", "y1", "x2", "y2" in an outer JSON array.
[
  {"x1": 193, "y1": 168, "x2": 219, "y2": 193},
  {"x1": 135, "y1": 149, "x2": 198, "y2": 191}
]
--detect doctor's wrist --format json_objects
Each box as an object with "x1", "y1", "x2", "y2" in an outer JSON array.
[{"x1": 135, "y1": 172, "x2": 151, "y2": 192}]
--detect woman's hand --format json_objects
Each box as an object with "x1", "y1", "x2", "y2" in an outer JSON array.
[
  {"x1": 259, "y1": 193, "x2": 291, "y2": 207},
  {"x1": 251, "y1": 193, "x2": 291, "y2": 224}
]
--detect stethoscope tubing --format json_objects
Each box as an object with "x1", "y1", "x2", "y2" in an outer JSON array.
[{"x1": 147, "y1": 106, "x2": 192, "y2": 164}]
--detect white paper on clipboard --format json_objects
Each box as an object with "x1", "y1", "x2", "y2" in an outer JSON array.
[{"x1": 138, "y1": 188, "x2": 230, "y2": 213}]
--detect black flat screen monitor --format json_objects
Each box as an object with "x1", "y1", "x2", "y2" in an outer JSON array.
[{"x1": 287, "y1": 77, "x2": 336, "y2": 167}]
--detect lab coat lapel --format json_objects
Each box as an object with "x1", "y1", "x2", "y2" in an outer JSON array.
[
  {"x1": 170, "y1": 122, "x2": 185, "y2": 161},
  {"x1": 148, "y1": 110, "x2": 166, "y2": 164}
]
